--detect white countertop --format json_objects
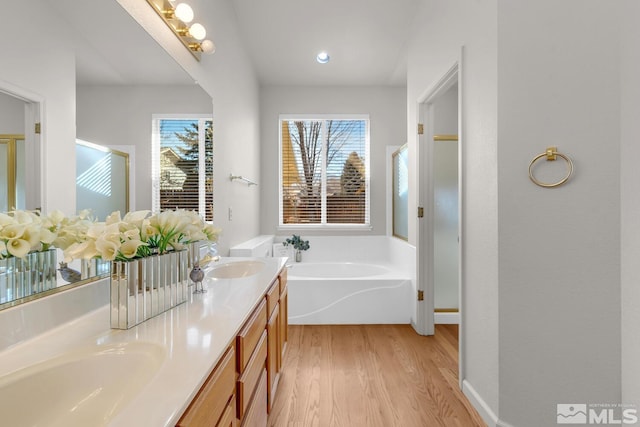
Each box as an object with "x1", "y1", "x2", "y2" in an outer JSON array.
[{"x1": 0, "y1": 256, "x2": 287, "y2": 427}]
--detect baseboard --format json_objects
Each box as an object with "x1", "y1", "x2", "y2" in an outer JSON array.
[
  {"x1": 462, "y1": 379, "x2": 515, "y2": 427},
  {"x1": 435, "y1": 312, "x2": 460, "y2": 324}
]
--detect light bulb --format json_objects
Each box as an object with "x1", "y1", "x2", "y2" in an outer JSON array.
[
  {"x1": 200, "y1": 39, "x2": 216, "y2": 54},
  {"x1": 174, "y1": 3, "x2": 194, "y2": 23},
  {"x1": 316, "y1": 51, "x2": 330, "y2": 64},
  {"x1": 189, "y1": 23, "x2": 206, "y2": 40}
]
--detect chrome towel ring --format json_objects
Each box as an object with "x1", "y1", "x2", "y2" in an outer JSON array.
[{"x1": 528, "y1": 146, "x2": 574, "y2": 188}]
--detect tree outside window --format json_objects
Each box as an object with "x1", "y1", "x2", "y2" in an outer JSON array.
[
  {"x1": 280, "y1": 117, "x2": 370, "y2": 227},
  {"x1": 154, "y1": 117, "x2": 213, "y2": 221}
]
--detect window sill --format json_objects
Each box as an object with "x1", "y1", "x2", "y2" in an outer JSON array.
[{"x1": 278, "y1": 224, "x2": 373, "y2": 232}]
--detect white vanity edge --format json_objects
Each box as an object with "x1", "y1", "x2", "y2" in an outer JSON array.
[{"x1": 0, "y1": 256, "x2": 288, "y2": 427}]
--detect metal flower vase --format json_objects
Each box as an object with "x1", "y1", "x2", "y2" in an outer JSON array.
[
  {"x1": 0, "y1": 249, "x2": 57, "y2": 304},
  {"x1": 110, "y1": 249, "x2": 188, "y2": 330}
]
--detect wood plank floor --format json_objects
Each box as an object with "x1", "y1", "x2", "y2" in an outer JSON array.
[{"x1": 268, "y1": 324, "x2": 486, "y2": 427}]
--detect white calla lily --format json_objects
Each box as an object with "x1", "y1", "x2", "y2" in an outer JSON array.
[{"x1": 7, "y1": 238, "x2": 31, "y2": 258}]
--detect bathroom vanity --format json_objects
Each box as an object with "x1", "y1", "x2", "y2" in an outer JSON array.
[{"x1": 0, "y1": 257, "x2": 288, "y2": 427}]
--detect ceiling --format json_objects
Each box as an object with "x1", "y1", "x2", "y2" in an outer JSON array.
[
  {"x1": 47, "y1": 0, "x2": 419, "y2": 87},
  {"x1": 231, "y1": 0, "x2": 420, "y2": 86}
]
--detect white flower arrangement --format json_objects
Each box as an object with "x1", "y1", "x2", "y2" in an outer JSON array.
[
  {"x1": 0, "y1": 208, "x2": 220, "y2": 263},
  {"x1": 0, "y1": 209, "x2": 81, "y2": 260},
  {"x1": 63, "y1": 209, "x2": 220, "y2": 262}
]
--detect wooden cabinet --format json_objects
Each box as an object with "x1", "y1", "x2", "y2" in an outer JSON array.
[
  {"x1": 177, "y1": 267, "x2": 288, "y2": 427},
  {"x1": 237, "y1": 299, "x2": 267, "y2": 374},
  {"x1": 237, "y1": 331, "x2": 267, "y2": 420},
  {"x1": 268, "y1": 272, "x2": 289, "y2": 413},
  {"x1": 266, "y1": 302, "x2": 280, "y2": 412},
  {"x1": 176, "y1": 346, "x2": 236, "y2": 427},
  {"x1": 279, "y1": 274, "x2": 288, "y2": 364},
  {"x1": 217, "y1": 397, "x2": 237, "y2": 427},
  {"x1": 240, "y1": 370, "x2": 268, "y2": 427}
]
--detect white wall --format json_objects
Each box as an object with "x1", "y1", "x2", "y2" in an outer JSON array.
[
  {"x1": 0, "y1": 2, "x2": 77, "y2": 214},
  {"x1": 76, "y1": 85, "x2": 212, "y2": 213},
  {"x1": 259, "y1": 86, "x2": 407, "y2": 236},
  {"x1": 407, "y1": 0, "x2": 499, "y2": 422},
  {"x1": 621, "y1": 0, "x2": 640, "y2": 410}
]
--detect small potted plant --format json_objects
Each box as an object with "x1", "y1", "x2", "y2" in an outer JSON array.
[{"x1": 282, "y1": 234, "x2": 310, "y2": 262}]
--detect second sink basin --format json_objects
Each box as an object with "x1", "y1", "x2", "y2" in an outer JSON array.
[
  {"x1": 0, "y1": 341, "x2": 165, "y2": 427},
  {"x1": 208, "y1": 260, "x2": 266, "y2": 279}
]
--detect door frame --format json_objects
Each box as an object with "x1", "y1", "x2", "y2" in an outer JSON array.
[{"x1": 415, "y1": 48, "x2": 464, "y2": 385}]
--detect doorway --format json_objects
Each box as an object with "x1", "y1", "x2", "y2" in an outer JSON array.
[{"x1": 416, "y1": 62, "x2": 461, "y2": 342}]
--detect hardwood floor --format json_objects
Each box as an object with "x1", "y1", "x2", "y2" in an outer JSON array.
[{"x1": 268, "y1": 324, "x2": 485, "y2": 427}]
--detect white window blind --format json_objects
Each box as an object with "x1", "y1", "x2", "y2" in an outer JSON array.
[
  {"x1": 280, "y1": 116, "x2": 370, "y2": 227},
  {"x1": 152, "y1": 117, "x2": 213, "y2": 221}
]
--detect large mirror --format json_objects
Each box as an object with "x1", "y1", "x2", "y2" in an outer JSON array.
[
  {"x1": 0, "y1": 0, "x2": 211, "y2": 310},
  {"x1": 0, "y1": 90, "x2": 41, "y2": 213}
]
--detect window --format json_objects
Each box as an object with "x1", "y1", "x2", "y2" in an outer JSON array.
[
  {"x1": 152, "y1": 116, "x2": 213, "y2": 220},
  {"x1": 280, "y1": 115, "x2": 370, "y2": 228}
]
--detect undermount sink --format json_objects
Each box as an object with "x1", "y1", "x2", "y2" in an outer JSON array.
[
  {"x1": 0, "y1": 341, "x2": 165, "y2": 427},
  {"x1": 208, "y1": 260, "x2": 266, "y2": 279}
]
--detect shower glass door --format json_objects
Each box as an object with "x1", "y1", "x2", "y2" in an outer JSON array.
[{"x1": 0, "y1": 135, "x2": 25, "y2": 212}]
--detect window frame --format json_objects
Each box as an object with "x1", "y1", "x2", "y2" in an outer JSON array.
[
  {"x1": 151, "y1": 114, "x2": 213, "y2": 220},
  {"x1": 278, "y1": 114, "x2": 371, "y2": 231}
]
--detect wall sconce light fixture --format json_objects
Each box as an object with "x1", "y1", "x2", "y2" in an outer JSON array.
[{"x1": 146, "y1": 0, "x2": 215, "y2": 61}]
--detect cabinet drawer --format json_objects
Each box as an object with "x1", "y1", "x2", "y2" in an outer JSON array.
[
  {"x1": 279, "y1": 269, "x2": 288, "y2": 295},
  {"x1": 216, "y1": 396, "x2": 237, "y2": 427},
  {"x1": 237, "y1": 299, "x2": 267, "y2": 374},
  {"x1": 266, "y1": 280, "x2": 279, "y2": 317},
  {"x1": 237, "y1": 330, "x2": 267, "y2": 421},
  {"x1": 177, "y1": 346, "x2": 236, "y2": 426},
  {"x1": 240, "y1": 369, "x2": 267, "y2": 427}
]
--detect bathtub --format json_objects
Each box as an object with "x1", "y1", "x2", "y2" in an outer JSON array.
[
  {"x1": 287, "y1": 261, "x2": 412, "y2": 324},
  {"x1": 229, "y1": 235, "x2": 416, "y2": 324}
]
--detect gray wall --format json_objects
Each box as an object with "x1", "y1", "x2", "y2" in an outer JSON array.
[
  {"x1": 0, "y1": 92, "x2": 25, "y2": 134},
  {"x1": 621, "y1": 0, "x2": 640, "y2": 412},
  {"x1": 498, "y1": 1, "x2": 621, "y2": 426},
  {"x1": 259, "y1": 85, "x2": 407, "y2": 236}
]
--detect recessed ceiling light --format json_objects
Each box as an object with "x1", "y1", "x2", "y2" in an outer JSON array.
[{"x1": 316, "y1": 51, "x2": 330, "y2": 64}]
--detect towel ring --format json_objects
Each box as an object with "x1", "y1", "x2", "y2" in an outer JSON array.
[{"x1": 528, "y1": 147, "x2": 574, "y2": 188}]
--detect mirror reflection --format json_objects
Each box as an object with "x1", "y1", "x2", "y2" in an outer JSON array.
[
  {"x1": 0, "y1": 90, "x2": 40, "y2": 212},
  {"x1": 0, "y1": 1, "x2": 212, "y2": 310},
  {"x1": 76, "y1": 140, "x2": 130, "y2": 220}
]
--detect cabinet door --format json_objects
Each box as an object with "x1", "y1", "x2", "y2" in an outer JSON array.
[
  {"x1": 177, "y1": 346, "x2": 236, "y2": 427},
  {"x1": 266, "y1": 304, "x2": 280, "y2": 412},
  {"x1": 266, "y1": 280, "x2": 279, "y2": 318},
  {"x1": 237, "y1": 331, "x2": 267, "y2": 421},
  {"x1": 278, "y1": 286, "x2": 288, "y2": 364},
  {"x1": 216, "y1": 397, "x2": 237, "y2": 427},
  {"x1": 240, "y1": 369, "x2": 268, "y2": 427}
]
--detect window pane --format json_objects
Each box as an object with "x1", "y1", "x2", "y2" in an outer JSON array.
[
  {"x1": 159, "y1": 119, "x2": 213, "y2": 221},
  {"x1": 203, "y1": 120, "x2": 213, "y2": 221},
  {"x1": 326, "y1": 120, "x2": 367, "y2": 224},
  {"x1": 282, "y1": 120, "x2": 322, "y2": 224},
  {"x1": 280, "y1": 117, "x2": 370, "y2": 227}
]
